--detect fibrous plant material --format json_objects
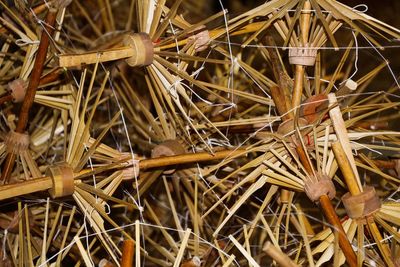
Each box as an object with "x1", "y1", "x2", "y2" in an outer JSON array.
[{"x1": 0, "y1": 0, "x2": 400, "y2": 266}]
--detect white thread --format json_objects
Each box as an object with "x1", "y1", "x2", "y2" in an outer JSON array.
[
  {"x1": 360, "y1": 33, "x2": 400, "y2": 89},
  {"x1": 212, "y1": 40, "x2": 400, "y2": 50},
  {"x1": 347, "y1": 31, "x2": 359, "y2": 81},
  {"x1": 15, "y1": 38, "x2": 40, "y2": 46},
  {"x1": 352, "y1": 4, "x2": 368, "y2": 13}
]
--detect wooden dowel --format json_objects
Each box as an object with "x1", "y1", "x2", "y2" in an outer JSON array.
[
  {"x1": 328, "y1": 93, "x2": 361, "y2": 189},
  {"x1": 0, "y1": 177, "x2": 53, "y2": 201},
  {"x1": 139, "y1": 149, "x2": 247, "y2": 170},
  {"x1": 332, "y1": 142, "x2": 362, "y2": 196},
  {"x1": 38, "y1": 68, "x2": 65, "y2": 86},
  {"x1": 319, "y1": 194, "x2": 357, "y2": 267},
  {"x1": 0, "y1": 149, "x2": 247, "y2": 200},
  {"x1": 300, "y1": 1, "x2": 312, "y2": 46},
  {"x1": 0, "y1": 94, "x2": 13, "y2": 105},
  {"x1": 292, "y1": 0, "x2": 312, "y2": 115},
  {"x1": 58, "y1": 33, "x2": 154, "y2": 68},
  {"x1": 59, "y1": 46, "x2": 134, "y2": 67},
  {"x1": 120, "y1": 240, "x2": 134, "y2": 267},
  {"x1": 1, "y1": 7, "x2": 58, "y2": 183},
  {"x1": 292, "y1": 65, "x2": 305, "y2": 114}
]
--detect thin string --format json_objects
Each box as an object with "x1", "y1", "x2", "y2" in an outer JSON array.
[
  {"x1": 360, "y1": 32, "x2": 400, "y2": 89},
  {"x1": 217, "y1": 3, "x2": 236, "y2": 138},
  {"x1": 212, "y1": 40, "x2": 400, "y2": 50},
  {"x1": 347, "y1": 30, "x2": 359, "y2": 81}
]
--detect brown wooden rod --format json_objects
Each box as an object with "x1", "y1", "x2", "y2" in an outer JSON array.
[
  {"x1": 0, "y1": 149, "x2": 247, "y2": 201},
  {"x1": 297, "y1": 141, "x2": 357, "y2": 267},
  {"x1": 139, "y1": 149, "x2": 246, "y2": 169},
  {"x1": 263, "y1": 36, "x2": 293, "y2": 121},
  {"x1": 1, "y1": 8, "x2": 58, "y2": 183},
  {"x1": 38, "y1": 67, "x2": 65, "y2": 86},
  {"x1": 319, "y1": 194, "x2": 357, "y2": 267},
  {"x1": 0, "y1": 94, "x2": 13, "y2": 105},
  {"x1": 120, "y1": 240, "x2": 134, "y2": 267},
  {"x1": 370, "y1": 159, "x2": 398, "y2": 169},
  {"x1": 295, "y1": 139, "x2": 357, "y2": 266}
]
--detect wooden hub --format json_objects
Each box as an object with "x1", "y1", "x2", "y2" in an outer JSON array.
[{"x1": 46, "y1": 163, "x2": 75, "y2": 198}]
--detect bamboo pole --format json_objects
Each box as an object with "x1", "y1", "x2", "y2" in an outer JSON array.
[
  {"x1": 58, "y1": 33, "x2": 154, "y2": 68},
  {"x1": 291, "y1": 0, "x2": 312, "y2": 115},
  {"x1": 263, "y1": 241, "x2": 298, "y2": 267},
  {"x1": 332, "y1": 142, "x2": 361, "y2": 196},
  {"x1": 0, "y1": 149, "x2": 247, "y2": 201}
]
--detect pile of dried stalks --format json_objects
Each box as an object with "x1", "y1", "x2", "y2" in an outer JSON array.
[{"x1": 1, "y1": 0, "x2": 400, "y2": 266}]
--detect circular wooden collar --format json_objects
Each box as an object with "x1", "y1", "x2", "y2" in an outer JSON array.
[
  {"x1": 188, "y1": 26, "x2": 210, "y2": 52},
  {"x1": 46, "y1": 163, "x2": 75, "y2": 198},
  {"x1": 123, "y1": 33, "x2": 154, "y2": 67},
  {"x1": 304, "y1": 174, "x2": 336, "y2": 202},
  {"x1": 289, "y1": 46, "x2": 317, "y2": 66},
  {"x1": 7, "y1": 79, "x2": 27, "y2": 103},
  {"x1": 118, "y1": 153, "x2": 140, "y2": 180},
  {"x1": 341, "y1": 186, "x2": 381, "y2": 220},
  {"x1": 4, "y1": 131, "x2": 30, "y2": 154}
]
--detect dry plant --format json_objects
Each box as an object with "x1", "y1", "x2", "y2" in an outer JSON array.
[{"x1": 0, "y1": 0, "x2": 400, "y2": 266}]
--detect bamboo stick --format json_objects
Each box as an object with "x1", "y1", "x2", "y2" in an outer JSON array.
[
  {"x1": 263, "y1": 241, "x2": 298, "y2": 267},
  {"x1": 291, "y1": 0, "x2": 312, "y2": 115},
  {"x1": 332, "y1": 142, "x2": 361, "y2": 196},
  {"x1": 0, "y1": 149, "x2": 247, "y2": 201}
]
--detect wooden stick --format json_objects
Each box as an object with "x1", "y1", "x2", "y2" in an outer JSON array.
[
  {"x1": 328, "y1": 93, "x2": 362, "y2": 190},
  {"x1": 120, "y1": 240, "x2": 135, "y2": 267},
  {"x1": 59, "y1": 33, "x2": 153, "y2": 68},
  {"x1": 0, "y1": 148, "x2": 247, "y2": 201},
  {"x1": 139, "y1": 149, "x2": 247, "y2": 170},
  {"x1": 291, "y1": 0, "x2": 312, "y2": 115},
  {"x1": 319, "y1": 194, "x2": 357, "y2": 267},
  {"x1": 332, "y1": 142, "x2": 361, "y2": 196},
  {"x1": 1, "y1": 6, "x2": 59, "y2": 183},
  {"x1": 135, "y1": 220, "x2": 140, "y2": 267},
  {"x1": 59, "y1": 46, "x2": 134, "y2": 67}
]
